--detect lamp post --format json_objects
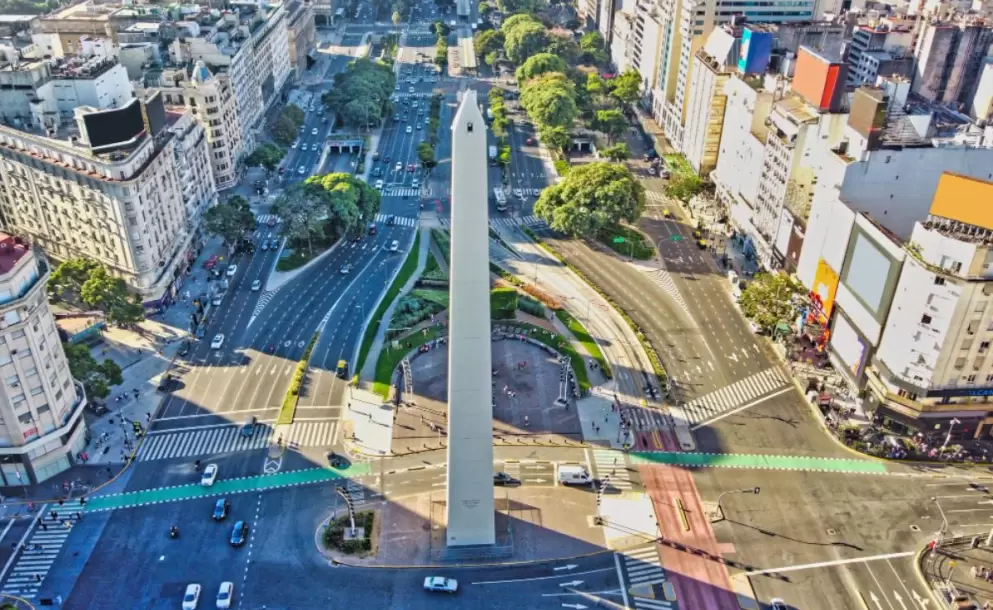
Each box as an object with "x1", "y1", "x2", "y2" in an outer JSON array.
[
  {"x1": 941, "y1": 418, "x2": 962, "y2": 453},
  {"x1": 713, "y1": 487, "x2": 760, "y2": 522}
]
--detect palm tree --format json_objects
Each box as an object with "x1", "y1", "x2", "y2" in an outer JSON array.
[{"x1": 392, "y1": 10, "x2": 402, "y2": 34}]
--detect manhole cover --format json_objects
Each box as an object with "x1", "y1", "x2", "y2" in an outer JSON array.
[
  {"x1": 910, "y1": 524, "x2": 921, "y2": 532},
  {"x1": 826, "y1": 528, "x2": 836, "y2": 536}
]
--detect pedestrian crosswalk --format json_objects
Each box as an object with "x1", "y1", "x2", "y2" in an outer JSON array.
[
  {"x1": 1, "y1": 500, "x2": 84, "y2": 600},
  {"x1": 383, "y1": 186, "x2": 421, "y2": 197},
  {"x1": 626, "y1": 408, "x2": 668, "y2": 432},
  {"x1": 590, "y1": 449, "x2": 632, "y2": 491},
  {"x1": 683, "y1": 367, "x2": 790, "y2": 425},
  {"x1": 642, "y1": 269, "x2": 692, "y2": 318},
  {"x1": 373, "y1": 213, "x2": 417, "y2": 227},
  {"x1": 619, "y1": 545, "x2": 675, "y2": 609},
  {"x1": 489, "y1": 215, "x2": 544, "y2": 228},
  {"x1": 646, "y1": 191, "x2": 666, "y2": 202},
  {"x1": 251, "y1": 288, "x2": 279, "y2": 319},
  {"x1": 255, "y1": 214, "x2": 282, "y2": 225},
  {"x1": 136, "y1": 420, "x2": 339, "y2": 462},
  {"x1": 392, "y1": 92, "x2": 430, "y2": 101}
]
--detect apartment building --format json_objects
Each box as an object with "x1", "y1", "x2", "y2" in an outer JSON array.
[
  {"x1": 847, "y1": 23, "x2": 914, "y2": 86},
  {"x1": 0, "y1": 93, "x2": 217, "y2": 306},
  {"x1": 36, "y1": 1, "x2": 142, "y2": 51},
  {"x1": 169, "y1": 2, "x2": 292, "y2": 151},
  {"x1": 139, "y1": 61, "x2": 246, "y2": 190},
  {"x1": 0, "y1": 235, "x2": 86, "y2": 484},
  {"x1": 912, "y1": 18, "x2": 993, "y2": 109},
  {"x1": 285, "y1": 0, "x2": 316, "y2": 82}
]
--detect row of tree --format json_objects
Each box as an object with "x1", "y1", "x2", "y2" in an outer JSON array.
[
  {"x1": 49, "y1": 259, "x2": 144, "y2": 327},
  {"x1": 534, "y1": 162, "x2": 646, "y2": 238},
  {"x1": 274, "y1": 173, "x2": 381, "y2": 257},
  {"x1": 244, "y1": 143, "x2": 286, "y2": 175},
  {"x1": 271, "y1": 104, "x2": 306, "y2": 147},
  {"x1": 321, "y1": 59, "x2": 396, "y2": 129}
]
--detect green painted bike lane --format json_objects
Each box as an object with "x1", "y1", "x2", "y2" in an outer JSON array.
[
  {"x1": 628, "y1": 452, "x2": 888, "y2": 474},
  {"x1": 86, "y1": 463, "x2": 372, "y2": 513}
]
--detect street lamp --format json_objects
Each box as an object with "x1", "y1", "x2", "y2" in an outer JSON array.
[
  {"x1": 713, "y1": 487, "x2": 760, "y2": 522},
  {"x1": 941, "y1": 418, "x2": 962, "y2": 453}
]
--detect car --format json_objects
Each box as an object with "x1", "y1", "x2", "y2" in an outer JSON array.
[
  {"x1": 423, "y1": 577, "x2": 458, "y2": 593},
  {"x1": 327, "y1": 451, "x2": 351, "y2": 469},
  {"x1": 212, "y1": 498, "x2": 230, "y2": 521},
  {"x1": 375, "y1": 179, "x2": 384, "y2": 189},
  {"x1": 401, "y1": 115, "x2": 408, "y2": 122},
  {"x1": 387, "y1": 240, "x2": 399, "y2": 252},
  {"x1": 407, "y1": 164, "x2": 416, "y2": 172},
  {"x1": 368, "y1": 222, "x2": 378, "y2": 236},
  {"x1": 182, "y1": 583, "x2": 202, "y2": 610},
  {"x1": 395, "y1": 162, "x2": 402, "y2": 171},
  {"x1": 770, "y1": 599, "x2": 787, "y2": 610},
  {"x1": 226, "y1": 264, "x2": 238, "y2": 277},
  {"x1": 373, "y1": 151, "x2": 380, "y2": 161},
  {"x1": 157, "y1": 373, "x2": 175, "y2": 392},
  {"x1": 204, "y1": 255, "x2": 218, "y2": 270},
  {"x1": 412, "y1": 101, "x2": 419, "y2": 108},
  {"x1": 230, "y1": 520, "x2": 248, "y2": 547},
  {"x1": 405, "y1": 126, "x2": 412, "y2": 134},
  {"x1": 216, "y1": 582, "x2": 234, "y2": 609},
  {"x1": 372, "y1": 167, "x2": 382, "y2": 177},
  {"x1": 291, "y1": 141, "x2": 298, "y2": 149},
  {"x1": 240, "y1": 416, "x2": 257, "y2": 437},
  {"x1": 493, "y1": 472, "x2": 520, "y2": 486},
  {"x1": 201, "y1": 463, "x2": 218, "y2": 486},
  {"x1": 298, "y1": 166, "x2": 306, "y2": 175},
  {"x1": 340, "y1": 263, "x2": 352, "y2": 275},
  {"x1": 513, "y1": 189, "x2": 523, "y2": 199},
  {"x1": 697, "y1": 239, "x2": 707, "y2": 249},
  {"x1": 210, "y1": 334, "x2": 224, "y2": 350},
  {"x1": 300, "y1": 143, "x2": 307, "y2": 152},
  {"x1": 394, "y1": 114, "x2": 400, "y2": 121},
  {"x1": 386, "y1": 215, "x2": 396, "y2": 226},
  {"x1": 311, "y1": 127, "x2": 318, "y2": 135},
  {"x1": 417, "y1": 123, "x2": 422, "y2": 130},
  {"x1": 260, "y1": 239, "x2": 269, "y2": 251},
  {"x1": 408, "y1": 86, "x2": 415, "y2": 93},
  {"x1": 211, "y1": 294, "x2": 223, "y2": 307},
  {"x1": 250, "y1": 278, "x2": 261, "y2": 292},
  {"x1": 412, "y1": 178, "x2": 420, "y2": 188},
  {"x1": 178, "y1": 341, "x2": 192, "y2": 356},
  {"x1": 384, "y1": 155, "x2": 391, "y2": 164}
]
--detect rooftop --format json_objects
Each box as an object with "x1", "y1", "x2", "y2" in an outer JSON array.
[{"x1": 0, "y1": 234, "x2": 32, "y2": 275}]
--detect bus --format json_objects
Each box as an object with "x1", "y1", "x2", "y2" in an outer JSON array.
[{"x1": 494, "y1": 188, "x2": 508, "y2": 212}]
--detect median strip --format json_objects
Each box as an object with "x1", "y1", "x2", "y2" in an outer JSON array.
[{"x1": 277, "y1": 333, "x2": 319, "y2": 425}]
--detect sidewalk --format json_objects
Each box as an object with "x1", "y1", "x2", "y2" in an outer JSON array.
[
  {"x1": 921, "y1": 537, "x2": 993, "y2": 608},
  {"x1": 358, "y1": 226, "x2": 429, "y2": 385}
]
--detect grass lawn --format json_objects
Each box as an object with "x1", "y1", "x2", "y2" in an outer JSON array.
[
  {"x1": 356, "y1": 232, "x2": 421, "y2": 377},
  {"x1": 431, "y1": 229, "x2": 450, "y2": 265},
  {"x1": 598, "y1": 225, "x2": 655, "y2": 260},
  {"x1": 555, "y1": 309, "x2": 612, "y2": 379},
  {"x1": 276, "y1": 232, "x2": 338, "y2": 272},
  {"x1": 373, "y1": 324, "x2": 444, "y2": 397},
  {"x1": 663, "y1": 153, "x2": 695, "y2": 179},
  {"x1": 410, "y1": 288, "x2": 449, "y2": 308}
]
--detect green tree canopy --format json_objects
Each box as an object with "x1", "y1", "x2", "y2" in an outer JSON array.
[
  {"x1": 500, "y1": 13, "x2": 539, "y2": 32},
  {"x1": 521, "y1": 72, "x2": 578, "y2": 128},
  {"x1": 244, "y1": 143, "x2": 285, "y2": 173},
  {"x1": 271, "y1": 115, "x2": 297, "y2": 146},
  {"x1": 503, "y1": 17, "x2": 548, "y2": 65},
  {"x1": 282, "y1": 104, "x2": 305, "y2": 127},
  {"x1": 516, "y1": 52, "x2": 568, "y2": 85},
  {"x1": 664, "y1": 171, "x2": 704, "y2": 202},
  {"x1": 417, "y1": 142, "x2": 437, "y2": 168},
  {"x1": 49, "y1": 257, "x2": 100, "y2": 301},
  {"x1": 79, "y1": 267, "x2": 143, "y2": 326},
  {"x1": 601, "y1": 142, "x2": 630, "y2": 161},
  {"x1": 534, "y1": 162, "x2": 645, "y2": 237},
  {"x1": 545, "y1": 31, "x2": 580, "y2": 64},
  {"x1": 596, "y1": 108, "x2": 628, "y2": 143},
  {"x1": 579, "y1": 31, "x2": 608, "y2": 65},
  {"x1": 538, "y1": 125, "x2": 570, "y2": 151},
  {"x1": 738, "y1": 273, "x2": 802, "y2": 334},
  {"x1": 310, "y1": 172, "x2": 381, "y2": 235},
  {"x1": 203, "y1": 195, "x2": 256, "y2": 247},
  {"x1": 322, "y1": 59, "x2": 396, "y2": 128},
  {"x1": 475, "y1": 29, "x2": 505, "y2": 58},
  {"x1": 432, "y1": 20, "x2": 450, "y2": 36},
  {"x1": 275, "y1": 173, "x2": 382, "y2": 255},
  {"x1": 610, "y1": 69, "x2": 643, "y2": 105},
  {"x1": 63, "y1": 342, "x2": 122, "y2": 399},
  {"x1": 435, "y1": 36, "x2": 449, "y2": 69}
]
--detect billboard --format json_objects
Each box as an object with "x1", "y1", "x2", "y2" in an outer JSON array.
[
  {"x1": 793, "y1": 46, "x2": 844, "y2": 112},
  {"x1": 810, "y1": 259, "x2": 839, "y2": 323},
  {"x1": 830, "y1": 311, "x2": 868, "y2": 377},
  {"x1": 738, "y1": 27, "x2": 773, "y2": 75},
  {"x1": 929, "y1": 172, "x2": 993, "y2": 232},
  {"x1": 82, "y1": 97, "x2": 146, "y2": 151}
]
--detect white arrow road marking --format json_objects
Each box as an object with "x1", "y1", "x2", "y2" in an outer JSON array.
[
  {"x1": 561, "y1": 605, "x2": 587, "y2": 609},
  {"x1": 553, "y1": 564, "x2": 579, "y2": 572},
  {"x1": 870, "y1": 592, "x2": 883, "y2": 610},
  {"x1": 894, "y1": 592, "x2": 908, "y2": 610},
  {"x1": 559, "y1": 580, "x2": 584, "y2": 588}
]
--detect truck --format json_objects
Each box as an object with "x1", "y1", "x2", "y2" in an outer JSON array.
[
  {"x1": 486, "y1": 107, "x2": 493, "y2": 121},
  {"x1": 488, "y1": 145, "x2": 498, "y2": 164},
  {"x1": 493, "y1": 188, "x2": 508, "y2": 212}
]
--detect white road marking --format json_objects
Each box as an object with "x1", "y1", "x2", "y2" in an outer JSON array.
[
  {"x1": 471, "y1": 567, "x2": 614, "y2": 585},
  {"x1": 690, "y1": 387, "x2": 792, "y2": 430},
  {"x1": 745, "y1": 551, "x2": 916, "y2": 576}
]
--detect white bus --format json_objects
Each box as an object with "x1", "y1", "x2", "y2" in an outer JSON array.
[{"x1": 494, "y1": 188, "x2": 508, "y2": 212}]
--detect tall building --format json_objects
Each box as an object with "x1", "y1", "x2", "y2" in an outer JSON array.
[
  {"x1": 139, "y1": 61, "x2": 246, "y2": 190},
  {"x1": 285, "y1": 0, "x2": 316, "y2": 82},
  {"x1": 912, "y1": 18, "x2": 993, "y2": 109},
  {"x1": 0, "y1": 235, "x2": 87, "y2": 484},
  {"x1": 36, "y1": 1, "x2": 144, "y2": 51},
  {"x1": 0, "y1": 92, "x2": 217, "y2": 306},
  {"x1": 847, "y1": 23, "x2": 914, "y2": 86},
  {"x1": 169, "y1": 2, "x2": 292, "y2": 151}
]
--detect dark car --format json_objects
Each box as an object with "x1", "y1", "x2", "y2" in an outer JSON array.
[
  {"x1": 212, "y1": 498, "x2": 230, "y2": 521},
  {"x1": 230, "y1": 521, "x2": 248, "y2": 547},
  {"x1": 240, "y1": 416, "x2": 257, "y2": 438},
  {"x1": 157, "y1": 373, "x2": 175, "y2": 392},
  {"x1": 386, "y1": 215, "x2": 396, "y2": 226},
  {"x1": 178, "y1": 341, "x2": 192, "y2": 356},
  {"x1": 327, "y1": 452, "x2": 350, "y2": 469},
  {"x1": 493, "y1": 472, "x2": 520, "y2": 486}
]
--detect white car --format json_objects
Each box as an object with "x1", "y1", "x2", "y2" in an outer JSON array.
[
  {"x1": 301, "y1": 143, "x2": 308, "y2": 152},
  {"x1": 251, "y1": 279, "x2": 261, "y2": 291},
  {"x1": 408, "y1": 86, "x2": 415, "y2": 93},
  {"x1": 387, "y1": 240, "x2": 399, "y2": 252},
  {"x1": 406, "y1": 126, "x2": 412, "y2": 134},
  {"x1": 210, "y1": 334, "x2": 225, "y2": 350},
  {"x1": 513, "y1": 189, "x2": 524, "y2": 199},
  {"x1": 182, "y1": 583, "x2": 202, "y2": 610},
  {"x1": 226, "y1": 264, "x2": 237, "y2": 277},
  {"x1": 311, "y1": 127, "x2": 319, "y2": 135},
  {"x1": 216, "y1": 582, "x2": 234, "y2": 609},
  {"x1": 395, "y1": 162, "x2": 403, "y2": 171},
  {"x1": 201, "y1": 463, "x2": 218, "y2": 487},
  {"x1": 423, "y1": 576, "x2": 458, "y2": 593},
  {"x1": 412, "y1": 178, "x2": 420, "y2": 188},
  {"x1": 211, "y1": 295, "x2": 223, "y2": 307},
  {"x1": 298, "y1": 166, "x2": 306, "y2": 175},
  {"x1": 291, "y1": 141, "x2": 298, "y2": 149},
  {"x1": 375, "y1": 179, "x2": 384, "y2": 190}
]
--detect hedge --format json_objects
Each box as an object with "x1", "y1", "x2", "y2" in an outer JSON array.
[{"x1": 277, "y1": 333, "x2": 319, "y2": 425}]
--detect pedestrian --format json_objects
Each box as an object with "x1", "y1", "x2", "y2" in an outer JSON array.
[
  {"x1": 58, "y1": 499, "x2": 63, "y2": 507},
  {"x1": 40, "y1": 522, "x2": 47, "y2": 531},
  {"x1": 33, "y1": 573, "x2": 40, "y2": 582},
  {"x1": 51, "y1": 511, "x2": 58, "y2": 521},
  {"x1": 76, "y1": 512, "x2": 82, "y2": 520},
  {"x1": 34, "y1": 544, "x2": 42, "y2": 551},
  {"x1": 524, "y1": 415, "x2": 529, "y2": 427},
  {"x1": 63, "y1": 520, "x2": 71, "y2": 529}
]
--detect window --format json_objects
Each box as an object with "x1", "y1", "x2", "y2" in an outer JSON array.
[
  {"x1": 36, "y1": 404, "x2": 49, "y2": 414},
  {"x1": 29, "y1": 386, "x2": 43, "y2": 396},
  {"x1": 3, "y1": 311, "x2": 18, "y2": 326},
  {"x1": 968, "y1": 374, "x2": 978, "y2": 383},
  {"x1": 16, "y1": 412, "x2": 31, "y2": 424},
  {"x1": 9, "y1": 329, "x2": 24, "y2": 339},
  {"x1": 921, "y1": 314, "x2": 932, "y2": 325},
  {"x1": 935, "y1": 276, "x2": 946, "y2": 286},
  {"x1": 5, "y1": 374, "x2": 18, "y2": 386},
  {"x1": 982, "y1": 341, "x2": 991, "y2": 353}
]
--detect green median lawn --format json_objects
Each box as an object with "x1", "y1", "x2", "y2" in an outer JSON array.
[{"x1": 555, "y1": 310, "x2": 612, "y2": 379}]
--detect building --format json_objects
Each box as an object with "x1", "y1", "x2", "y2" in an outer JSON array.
[
  {"x1": 169, "y1": 2, "x2": 292, "y2": 151},
  {"x1": 912, "y1": 18, "x2": 993, "y2": 109},
  {"x1": 139, "y1": 61, "x2": 246, "y2": 190},
  {"x1": 36, "y1": 1, "x2": 143, "y2": 52},
  {"x1": 972, "y1": 58, "x2": 993, "y2": 121},
  {"x1": 285, "y1": 0, "x2": 316, "y2": 82},
  {"x1": 682, "y1": 39, "x2": 732, "y2": 175},
  {"x1": 0, "y1": 235, "x2": 87, "y2": 484},
  {"x1": 0, "y1": 92, "x2": 217, "y2": 306},
  {"x1": 846, "y1": 23, "x2": 913, "y2": 86}
]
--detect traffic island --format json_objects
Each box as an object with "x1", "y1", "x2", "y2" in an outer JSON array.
[{"x1": 317, "y1": 508, "x2": 381, "y2": 565}]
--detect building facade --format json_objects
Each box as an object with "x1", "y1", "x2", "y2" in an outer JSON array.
[
  {"x1": 912, "y1": 19, "x2": 993, "y2": 109},
  {"x1": 682, "y1": 47, "x2": 730, "y2": 176},
  {"x1": 0, "y1": 236, "x2": 87, "y2": 484},
  {"x1": 285, "y1": 0, "x2": 316, "y2": 82}
]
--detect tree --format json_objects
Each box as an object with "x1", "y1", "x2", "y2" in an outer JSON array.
[
  {"x1": 271, "y1": 115, "x2": 297, "y2": 146},
  {"x1": 601, "y1": 142, "x2": 630, "y2": 161},
  {"x1": 63, "y1": 342, "x2": 123, "y2": 400},
  {"x1": 502, "y1": 18, "x2": 548, "y2": 65},
  {"x1": 596, "y1": 108, "x2": 628, "y2": 144},
  {"x1": 738, "y1": 273, "x2": 802, "y2": 334},
  {"x1": 79, "y1": 267, "x2": 143, "y2": 326},
  {"x1": 435, "y1": 37, "x2": 449, "y2": 69},
  {"x1": 579, "y1": 31, "x2": 609, "y2": 65},
  {"x1": 244, "y1": 143, "x2": 285, "y2": 174},
  {"x1": 479, "y1": 1, "x2": 493, "y2": 15},
  {"x1": 610, "y1": 69, "x2": 642, "y2": 105},
  {"x1": 534, "y1": 162, "x2": 645, "y2": 237},
  {"x1": 322, "y1": 59, "x2": 396, "y2": 128},
  {"x1": 432, "y1": 20, "x2": 449, "y2": 37},
  {"x1": 282, "y1": 104, "x2": 305, "y2": 127},
  {"x1": 475, "y1": 29, "x2": 505, "y2": 58},
  {"x1": 515, "y1": 52, "x2": 567, "y2": 85},
  {"x1": 417, "y1": 142, "x2": 437, "y2": 169},
  {"x1": 392, "y1": 10, "x2": 402, "y2": 31},
  {"x1": 545, "y1": 31, "x2": 580, "y2": 64},
  {"x1": 521, "y1": 73, "x2": 578, "y2": 129},
  {"x1": 274, "y1": 183, "x2": 329, "y2": 257},
  {"x1": 310, "y1": 173, "x2": 381, "y2": 235},
  {"x1": 664, "y1": 172, "x2": 704, "y2": 202},
  {"x1": 498, "y1": 145, "x2": 512, "y2": 167},
  {"x1": 204, "y1": 195, "x2": 257, "y2": 247},
  {"x1": 49, "y1": 257, "x2": 101, "y2": 302},
  {"x1": 538, "y1": 125, "x2": 570, "y2": 151}
]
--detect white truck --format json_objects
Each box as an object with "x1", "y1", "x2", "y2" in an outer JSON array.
[
  {"x1": 493, "y1": 187, "x2": 508, "y2": 212},
  {"x1": 557, "y1": 465, "x2": 592, "y2": 485},
  {"x1": 488, "y1": 145, "x2": 498, "y2": 165}
]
